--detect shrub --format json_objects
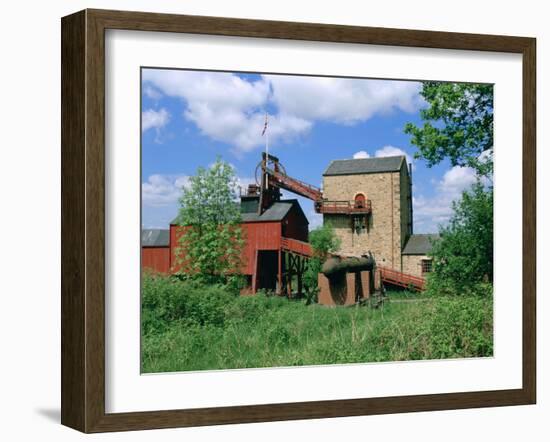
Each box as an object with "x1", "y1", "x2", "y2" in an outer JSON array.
[
  {"x1": 303, "y1": 224, "x2": 341, "y2": 297},
  {"x1": 141, "y1": 274, "x2": 235, "y2": 334},
  {"x1": 427, "y1": 296, "x2": 493, "y2": 358},
  {"x1": 428, "y1": 183, "x2": 493, "y2": 295},
  {"x1": 141, "y1": 276, "x2": 493, "y2": 373}
]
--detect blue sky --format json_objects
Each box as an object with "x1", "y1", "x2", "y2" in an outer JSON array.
[{"x1": 141, "y1": 68, "x2": 482, "y2": 233}]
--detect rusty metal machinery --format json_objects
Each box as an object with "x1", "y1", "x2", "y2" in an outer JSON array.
[
  {"x1": 321, "y1": 255, "x2": 375, "y2": 279},
  {"x1": 253, "y1": 153, "x2": 372, "y2": 218}
]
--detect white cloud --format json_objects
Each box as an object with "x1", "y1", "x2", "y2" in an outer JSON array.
[
  {"x1": 308, "y1": 210, "x2": 323, "y2": 230},
  {"x1": 142, "y1": 108, "x2": 170, "y2": 132},
  {"x1": 142, "y1": 69, "x2": 423, "y2": 154},
  {"x1": 353, "y1": 150, "x2": 370, "y2": 159},
  {"x1": 413, "y1": 165, "x2": 479, "y2": 233},
  {"x1": 478, "y1": 149, "x2": 493, "y2": 163},
  {"x1": 142, "y1": 174, "x2": 189, "y2": 207},
  {"x1": 142, "y1": 172, "x2": 255, "y2": 209},
  {"x1": 352, "y1": 145, "x2": 415, "y2": 169},
  {"x1": 143, "y1": 70, "x2": 311, "y2": 152},
  {"x1": 267, "y1": 76, "x2": 423, "y2": 124},
  {"x1": 143, "y1": 85, "x2": 163, "y2": 100},
  {"x1": 439, "y1": 166, "x2": 477, "y2": 194},
  {"x1": 374, "y1": 145, "x2": 413, "y2": 166},
  {"x1": 413, "y1": 195, "x2": 455, "y2": 233}
]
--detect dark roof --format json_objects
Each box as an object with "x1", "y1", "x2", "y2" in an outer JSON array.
[
  {"x1": 323, "y1": 156, "x2": 405, "y2": 176},
  {"x1": 142, "y1": 229, "x2": 169, "y2": 247},
  {"x1": 241, "y1": 199, "x2": 308, "y2": 223},
  {"x1": 402, "y1": 234, "x2": 440, "y2": 255},
  {"x1": 169, "y1": 199, "x2": 307, "y2": 225},
  {"x1": 240, "y1": 196, "x2": 260, "y2": 214}
]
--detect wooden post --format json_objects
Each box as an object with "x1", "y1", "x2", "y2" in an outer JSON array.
[
  {"x1": 360, "y1": 270, "x2": 371, "y2": 299},
  {"x1": 297, "y1": 256, "x2": 303, "y2": 295},
  {"x1": 252, "y1": 249, "x2": 259, "y2": 294},
  {"x1": 345, "y1": 273, "x2": 356, "y2": 305},
  {"x1": 318, "y1": 273, "x2": 332, "y2": 306},
  {"x1": 287, "y1": 254, "x2": 293, "y2": 297},
  {"x1": 277, "y1": 249, "x2": 282, "y2": 295}
]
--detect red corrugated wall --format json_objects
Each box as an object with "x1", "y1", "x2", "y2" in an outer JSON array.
[
  {"x1": 241, "y1": 222, "x2": 281, "y2": 275},
  {"x1": 281, "y1": 207, "x2": 309, "y2": 242},
  {"x1": 142, "y1": 246, "x2": 170, "y2": 274},
  {"x1": 169, "y1": 222, "x2": 282, "y2": 275}
]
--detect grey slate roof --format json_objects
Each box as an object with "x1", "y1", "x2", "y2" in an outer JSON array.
[
  {"x1": 402, "y1": 234, "x2": 440, "y2": 255},
  {"x1": 169, "y1": 199, "x2": 307, "y2": 225},
  {"x1": 142, "y1": 229, "x2": 169, "y2": 247},
  {"x1": 323, "y1": 156, "x2": 405, "y2": 176},
  {"x1": 241, "y1": 199, "x2": 307, "y2": 223}
]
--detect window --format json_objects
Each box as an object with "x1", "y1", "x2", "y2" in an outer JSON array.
[
  {"x1": 353, "y1": 215, "x2": 366, "y2": 234},
  {"x1": 421, "y1": 259, "x2": 433, "y2": 274},
  {"x1": 354, "y1": 193, "x2": 366, "y2": 209}
]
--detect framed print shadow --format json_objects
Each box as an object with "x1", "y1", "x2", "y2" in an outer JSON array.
[{"x1": 61, "y1": 9, "x2": 536, "y2": 433}]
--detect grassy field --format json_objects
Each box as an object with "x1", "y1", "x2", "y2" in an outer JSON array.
[{"x1": 141, "y1": 275, "x2": 493, "y2": 373}]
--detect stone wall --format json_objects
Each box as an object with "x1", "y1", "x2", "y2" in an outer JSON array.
[
  {"x1": 323, "y1": 163, "x2": 410, "y2": 271},
  {"x1": 400, "y1": 162, "x2": 413, "y2": 248},
  {"x1": 401, "y1": 254, "x2": 431, "y2": 277}
]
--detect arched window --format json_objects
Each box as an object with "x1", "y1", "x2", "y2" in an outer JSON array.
[{"x1": 354, "y1": 193, "x2": 366, "y2": 209}]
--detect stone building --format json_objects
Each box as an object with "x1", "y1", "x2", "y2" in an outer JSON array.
[
  {"x1": 401, "y1": 233, "x2": 439, "y2": 277},
  {"x1": 322, "y1": 155, "x2": 435, "y2": 278}
]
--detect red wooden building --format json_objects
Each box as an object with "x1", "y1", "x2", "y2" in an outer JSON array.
[
  {"x1": 142, "y1": 194, "x2": 312, "y2": 295},
  {"x1": 141, "y1": 229, "x2": 170, "y2": 274}
]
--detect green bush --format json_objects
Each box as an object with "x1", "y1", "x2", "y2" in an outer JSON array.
[
  {"x1": 428, "y1": 183, "x2": 493, "y2": 295},
  {"x1": 303, "y1": 224, "x2": 341, "y2": 297},
  {"x1": 141, "y1": 275, "x2": 493, "y2": 373},
  {"x1": 142, "y1": 274, "x2": 235, "y2": 334},
  {"x1": 223, "y1": 294, "x2": 283, "y2": 325}
]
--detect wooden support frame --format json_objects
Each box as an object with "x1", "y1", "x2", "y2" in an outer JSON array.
[
  {"x1": 284, "y1": 253, "x2": 308, "y2": 297},
  {"x1": 278, "y1": 249, "x2": 283, "y2": 295}
]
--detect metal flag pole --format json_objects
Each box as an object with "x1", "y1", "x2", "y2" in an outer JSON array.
[{"x1": 262, "y1": 113, "x2": 269, "y2": 189}]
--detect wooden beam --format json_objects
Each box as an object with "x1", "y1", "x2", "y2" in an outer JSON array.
[
  {"x1": 297, "y1": 256, "x2": 303, "y2": 295},
  {"x1": 252, "y1": 249, "x2": 259, "y2": 294},
  {"x1": 277, "y1": 249, "x2": 282, "y2": 295}
]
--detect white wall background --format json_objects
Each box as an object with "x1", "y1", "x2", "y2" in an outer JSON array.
[{"x1": 0, "y1": 0, "x2": 547, "y2": 440}]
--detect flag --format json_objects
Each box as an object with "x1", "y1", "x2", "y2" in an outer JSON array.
[{"x1": 261, "y1": 113, "x2": 268, "y2": 136}]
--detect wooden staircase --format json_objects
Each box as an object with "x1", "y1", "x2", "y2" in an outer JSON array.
[{"x1": 378, "y1": 266, "x2": 426, "y2": 291}]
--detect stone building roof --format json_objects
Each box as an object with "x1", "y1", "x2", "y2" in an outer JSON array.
[
  {"x1": 323, "y1": 156, "x2": 405, "y2": 176},
  {"x1": 142, "y1": 229, "x2": 169, "y2": 247},
  {"x1": 402, "y1": 234, "x2": 440, "y2": 255}
]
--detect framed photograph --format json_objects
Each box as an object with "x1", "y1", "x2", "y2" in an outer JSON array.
[{"x1": 61, "y1": 9, "x2": 536, "y2": 433}]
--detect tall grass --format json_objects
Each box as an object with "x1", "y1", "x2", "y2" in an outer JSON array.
[{"x1": 141, "y1": 275, "x2": 493, "y2": 373}]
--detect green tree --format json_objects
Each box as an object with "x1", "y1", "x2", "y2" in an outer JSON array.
[
  {"x1": 404, "y1": 82, "x2": 493, "y2": 177},
  {"x1": 303, "y1": 224, "x2": 341, "y2": 302},
  {"x1": 428, "y1": 182, "x2": 493, "y2": 295},
  {"x1": 175, "y1": 157, "x2": 244, "y2": 285}
]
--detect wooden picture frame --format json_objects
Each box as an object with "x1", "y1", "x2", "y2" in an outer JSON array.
[{"x1": 61, "y1": 8, "x2": 536, "y2": 433}]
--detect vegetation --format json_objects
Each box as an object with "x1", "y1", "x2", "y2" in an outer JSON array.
[
  {"x1": 427, "y1": 182, "x2": 493, "y2": 295},
  {"x1": 141, "y1": 83, "x2": 496, "y2": 374},
  {"x1": 404, "y1": 82, "x2": 494, "y2": 177},
  {"x1": 141, "y1": 275, "x2": 493, "y2": 373},
  {"x1": 303, "y1": 224, "x2": 341, "y2": 303},
  {"x1": 406, "y1": 81, "x2": 494, "y2": 295},
  {"x1": 174, "y1": 157, "x2": 244, "y2": 287}
]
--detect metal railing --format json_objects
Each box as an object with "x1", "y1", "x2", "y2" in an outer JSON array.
[
  {"x1": 316, "y1": 199, "x2": 372, "y2": 214},
  {"x1": 378, "y1": 266, "x2": 426, "y2": 290},
  {"x1": 281, "y1": 237, "x2": 313, "y2": 257},
  {"x1": 267, "y1": 169, "x2": 323, "y2": 201}
]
